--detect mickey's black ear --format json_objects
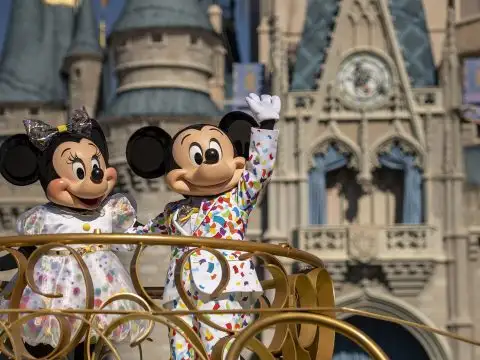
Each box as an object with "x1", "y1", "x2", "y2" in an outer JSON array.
[
  {"x1": 0, "y1": 134, "x2": 39, "y2": 186},
  {"x1": 126, "y1": 126, "x2": 172, "y2": 179},
  {"x1": 219, "y1": 111, "x2": 259, "y2": 159},
  {"x1": 90, "y1": 119, "x2": 109, "y2": 161}
]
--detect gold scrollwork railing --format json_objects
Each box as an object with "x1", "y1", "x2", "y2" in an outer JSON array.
[{"x1": 0, "y1": 234, "x2": 478, "y2": 360}]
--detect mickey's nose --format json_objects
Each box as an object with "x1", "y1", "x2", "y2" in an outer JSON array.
[
  {"x1": 90, "y1": 167, "x2": 104, "y2": 184},
  {"x1": 204, "y1": 149, "x2": 219, "y2": 164}
]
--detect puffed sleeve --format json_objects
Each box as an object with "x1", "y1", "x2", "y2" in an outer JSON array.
[
  {"x1": 0, "y1": 207, "x2": 47, "y2": 273},
  {"x1": 107, "y1": 194, "x2": 138, "y2": 252},
  {"x1": 16, "y1": 206, "x2": 46, "y2": 235},
  {"x1": 108, "y1": 193, "x2": 137, "y2": 233}
]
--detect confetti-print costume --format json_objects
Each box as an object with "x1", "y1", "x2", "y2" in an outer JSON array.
[
  {"x1": 0, "y1": 194, "x2": 149, "y2": 348},
  {"x1": 129, "y1": 128, "x2": 278, "y2": 359}
]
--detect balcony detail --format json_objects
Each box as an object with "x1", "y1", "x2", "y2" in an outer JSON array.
[{"x1": 298, "y1": 224, "x2": 443, "y2": 296}]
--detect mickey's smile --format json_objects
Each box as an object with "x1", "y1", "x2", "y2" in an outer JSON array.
[{"x1": 74, "y1": 195, "x2": 103, "y2": 207}]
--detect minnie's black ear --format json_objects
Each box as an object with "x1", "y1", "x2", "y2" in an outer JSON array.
[
  {"x1": 89, "y1": 119, "x2": 109, "y2": 162},
  {"x1": 126, "y1": 126, "x2": 172, "y2": 179},
  {"x1": 0, "y1": 134, "x2": 39, "y2": 186},
  {"x1": 219, "y1": 111, "x2": 259, "y2": 159}
]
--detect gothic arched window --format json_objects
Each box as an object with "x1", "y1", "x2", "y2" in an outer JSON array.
[
  {"x1": 308, "y1": 143, "x2": 353, "y2": 225},
  {"x1": 375, "y1": 142, "x2": 423, "y2": 224}
]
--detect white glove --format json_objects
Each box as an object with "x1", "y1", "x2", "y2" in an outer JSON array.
[{"x1": 245, "y1": 93, "x2": 281, "y2": 122}]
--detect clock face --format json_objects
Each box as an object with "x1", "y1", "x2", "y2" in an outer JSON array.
[{"x1": 336, "y1": 52, "x2": 392, "y2": 108}]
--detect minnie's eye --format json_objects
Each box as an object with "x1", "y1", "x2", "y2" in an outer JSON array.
[
  {"x1": 209, "y1": 139, "x2": 222, "y2": 160},
  {"x1": 72, "y1": 161, "x2": 85, "y2": 180},
  {"x1": 91, "y1": 158, "x2": 100, "y2": 169},
  {"x1": 189, "y1": 144, "x2": 203, "y2": 165}
]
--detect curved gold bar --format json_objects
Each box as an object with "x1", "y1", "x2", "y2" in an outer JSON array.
[
  {"x1": 1, "y1": 234, "x2": 479, "y2": 359},
  {"x1": 0, "y1": 234, "x2": 324, "y2": 268},
  {"x1": 225, "y1": 312, "x2": 389, "y2": 360}
]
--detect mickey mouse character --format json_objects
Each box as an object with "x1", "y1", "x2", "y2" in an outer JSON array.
[
  {"x1": 127, "y1": 93, "x2": 280, "y2": 359},
  {"x1": 0, "y1": 109, "x2": 149, "y2": 358}
]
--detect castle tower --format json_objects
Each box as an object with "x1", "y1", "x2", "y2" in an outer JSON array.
[
  {"x1": 64, "y1": 0, "x2": 103, "y2": 116},
  {"x1": 101, "y1": 0, "x2": 226, "y2": 194},
  {"x1": 439, "y1": 1, "x2": 474, "y2": 359},
  {"x1": 102, "y1": 0, "x2": 224, "y2": 127}
]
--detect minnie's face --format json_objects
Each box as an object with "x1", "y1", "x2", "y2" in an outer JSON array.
[{"x1": 46, "y1": 138, "x2": 117, "y2": 210}]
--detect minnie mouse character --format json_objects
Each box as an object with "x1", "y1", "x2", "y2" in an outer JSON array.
[
  {"x1": 0, "y1": 109, "x2": 149, "y2": 358},
  {"x1": 127, "y1": 93, "x2": 280, "y2": 359}
]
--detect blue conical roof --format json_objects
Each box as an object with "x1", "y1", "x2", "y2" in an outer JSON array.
[
  {"x1": 291, "y1": 0, "x2": 436, "y2": 90},
  {"x1": 66, "y1": 0, "x2": 102, "y2": 59},
  {"x1": 101, "y1": 88, "x2": 220, "y2": 119},
  {"x1": 0, "y1": 1, "x2": 76, "y2": 104},
  {"x1": 111, "y1": 0, "x2": 214, "y2": 36}
]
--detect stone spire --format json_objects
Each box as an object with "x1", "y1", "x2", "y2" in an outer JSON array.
[
  {"x1": 65, "y1": 0, "x2": 102, "y2": 61},
  {"x1": 440, "y1": 0, "x2": 461, "y2": 110},
  {"x1": 64, "y1": 0, "x2": 103, "y2": 116}
]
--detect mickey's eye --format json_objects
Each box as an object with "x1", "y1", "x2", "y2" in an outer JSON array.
[
  {"x1": 72, "y1": 161, "x2": 86, "y2": 180},
  {"x1": 208, "y1": 139, "x2": 222, "y2": 160},
  {"x1": 91, "y1": 158, "x2": 100, "y2": 169},
  {"x1": 189, "y1": 143, "x2": 203, "y2": 166}
]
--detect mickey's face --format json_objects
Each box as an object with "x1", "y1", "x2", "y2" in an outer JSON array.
[
  {"x1": 125, "y1": 111, "x2": 261, "y2": 198},
  {"x1": 46, "y1": 138, "x2": 117, "y2": 209},
  {"x1": 166, "y1": 126, "x2": 245, "y2": 196}
]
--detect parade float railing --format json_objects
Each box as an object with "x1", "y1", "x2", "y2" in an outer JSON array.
[{"x1": 0, "y1": 234, "x2": 478, "y2": 360}]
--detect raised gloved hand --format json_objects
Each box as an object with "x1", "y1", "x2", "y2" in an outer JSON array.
[{"x1": 245, "y1": 93, "x2": 281, "y2": 129}]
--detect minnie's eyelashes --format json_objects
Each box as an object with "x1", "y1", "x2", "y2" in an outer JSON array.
[
  {"x1": 66, "y1": 152, "x2": 81, "y2": 164},
  {"x1": 67, "y1": 150, "x2": 101, "y2": 165}
]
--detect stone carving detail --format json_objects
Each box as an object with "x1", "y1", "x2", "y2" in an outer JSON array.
[
  {"x1": 300, "y1": 225, "x2": 438, "y2": 295},
  {"x1": 325, "y1": 261, "x2": 348, "y2": 292},
  {"x1": 414, "y1": 90, "x2": 437, "y2": 106},
  {"x1": 348, "y1": 226, "x2": 379, "y2": 263},
  {"x1": 301, "y1": 227, "x2": 347, "y2": 251},
  {"x1": 294, "y1": 95, "x2": 315, "y2": 109},
  {"x1": 381, "y1": 261, "x2": 435, "y2": 296},
  {"x1": 314, "y1": 141, "x2": 359, "y2": 169},
  {"x1": 374, "y1": 138, "x2": 423, "y2": 169},
  {"x1": 386, "y1": 226, "x2": 428, "y2": 250},
  {"x1": 468, "y1": 232, "x2": 480, "y2": 261}
]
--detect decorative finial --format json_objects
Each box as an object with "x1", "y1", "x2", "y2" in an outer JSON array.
[
  {"x1": 43, "y1": 0, "x2": 80, "y2": 7},
  {"x1": 99, "y1": 0, "x2": 109, "y2": 48}
]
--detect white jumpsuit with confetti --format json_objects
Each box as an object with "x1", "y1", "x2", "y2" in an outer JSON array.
[{"x1": 129, "y1": 127, "x2": 279, "y2": 359}]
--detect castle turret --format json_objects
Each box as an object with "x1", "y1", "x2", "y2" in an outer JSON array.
[
  {"x1": 64, "y1": 0, "x2": 103, "y2": 116},
  {"x1": 102, "y1": 0, "x2": 224, "y2": 121},
  {"x1": 0, "y1": 0, "x2": 78, "y2": 128}
]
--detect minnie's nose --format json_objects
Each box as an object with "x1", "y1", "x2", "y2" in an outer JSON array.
[{"x1": 90, "y1": 168, "x2": 104, "y2": 184}]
